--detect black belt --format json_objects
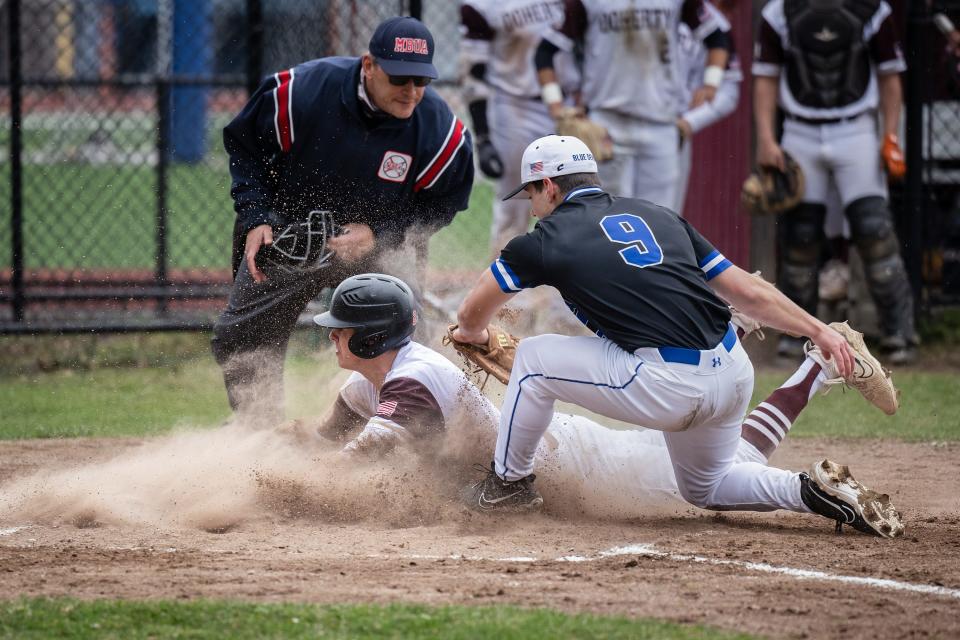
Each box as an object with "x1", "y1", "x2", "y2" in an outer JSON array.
[{"x1": 786, "y1": 113, "x2": 865, "y2": 126}]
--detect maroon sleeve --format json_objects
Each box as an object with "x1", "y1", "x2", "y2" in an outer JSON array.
[
  {"x1": 754, "y1": 17, "x2": 784, "y2": 67},
  {"x1": 461, "y1": 4, "x2": 495, "y2": 40},
  {"x1": 377, "y1": 377, "x2": 445, "y2": 438},
  {"x1": 869, "y1": 12, "x2": 904, "y2": 68},
  {"x1": 560, "y1": 0, "x2": 588, "y2": 41},
  {"x1": 317, "y1": 394, "x2": 367, "y2": 441}
]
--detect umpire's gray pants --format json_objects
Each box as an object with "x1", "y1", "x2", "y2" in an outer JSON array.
[{"x1": 211, "y1": 257, "x2": 371, "y2": 426}]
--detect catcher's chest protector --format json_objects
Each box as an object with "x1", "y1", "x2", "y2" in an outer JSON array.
[{"x1": 783, "y1": 0, "x2": 878, "y2": 109}]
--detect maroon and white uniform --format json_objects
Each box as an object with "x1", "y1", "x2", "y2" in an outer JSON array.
[
  {"x1": 753, "y1": 0, "x2": 906, "y2": 205},
  {"x1": 461, "y1": 0, "x2": 579, "y2": 252},
  {"x1": 544, "y1": 0, "x2": 728, "y2": 206},
  {"x1": 331, "y1": 340, "x2": 830, "y2": 517},
  {"x1": 336, "y1": 341, "x2": 498, "y2": 455}
]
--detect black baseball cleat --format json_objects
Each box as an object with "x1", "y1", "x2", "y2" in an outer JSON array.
[
  {"x1": 799, "y1": 459, "x2": 904, "y2": 538},
  {"x1": 470, "y1": 462, "x2": 543, "y2": 513}
]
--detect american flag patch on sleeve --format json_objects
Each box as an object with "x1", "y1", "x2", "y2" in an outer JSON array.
[{"x1": 376, "y1": 400, "x2": 399, "y2": 417}]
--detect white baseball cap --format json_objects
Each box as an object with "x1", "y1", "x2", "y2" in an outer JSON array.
[{"x1": 503, "y1": 135, "x2": 599, "y2": 200}]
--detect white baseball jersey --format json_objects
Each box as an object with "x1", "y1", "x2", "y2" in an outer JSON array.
[
  {"x1": 336, "y1": 341, "x2": 696, "y2": 508},
  {"x1": 545, "y1": 0, "x2": 726, "y2": 122},
  {"x1": 676, "y1": 15, "x2": 741, "y2": 132},
  {"x1": 338, "y1": 342, "x2": 500, "y2": 450},
  {"x1": 461, "y1": 0, "x2": 580, "y2": 99},
  {"x1": 753, "y1": 0, "x2": 906, "y2": 121},
  {"x1": 335, "y1": 340, "x2": 804, "y2": 516}
]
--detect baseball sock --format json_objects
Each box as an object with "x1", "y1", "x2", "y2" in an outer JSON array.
[{"x1": 739, "y1": 357, "x2": 827, "y2": 461}]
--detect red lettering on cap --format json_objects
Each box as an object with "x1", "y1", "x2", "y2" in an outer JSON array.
[{"x1": 393, "y1": 37, "x2": 429, "y2": 55}]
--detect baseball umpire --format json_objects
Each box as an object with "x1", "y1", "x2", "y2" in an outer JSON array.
[
  {"x1": 212, "y1": 16, "x2": 474, "y2": 425},
  {"x1": 451, "y1": 134, "x2": 902, "y2": 536},
  {"x1": 753, "y1": 0, "x2": 916, "y2": 363},
  {"x1": 533, "y1": 0, "x2": 732, "y2": 207}
]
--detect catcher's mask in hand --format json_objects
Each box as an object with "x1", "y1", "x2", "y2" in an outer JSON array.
[{"x1": 262, "y1": 210, "x2": 337, "y2": 276}]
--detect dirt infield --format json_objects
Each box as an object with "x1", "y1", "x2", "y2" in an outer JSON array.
[{"x1": 1, "y1": 435, "x2": 958, "y2": 639}]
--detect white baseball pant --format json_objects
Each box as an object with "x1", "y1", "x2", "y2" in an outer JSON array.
[
  {"x1": 591, "y1": 109, "x2": 679, "y2": 207},
  {"x1": 674, "y1": 139, "x2": 693, "y2": 215},
  {"x1": 781, "y1": 114, "x2": 887, "y2": 207},
  {"x1": 489, "y1": 91, "x2": 555, "y2": 252},
  {"x1": 536, "y1": 413, "x2": 771, "y2": 517},
  {"x1": 495, "y1": 330, "x2": 807, "y2": 512}
]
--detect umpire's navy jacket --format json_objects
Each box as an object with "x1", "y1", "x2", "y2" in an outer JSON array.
[{"x1": 224, "y1": 56, "x2": 474, "y2": 246}]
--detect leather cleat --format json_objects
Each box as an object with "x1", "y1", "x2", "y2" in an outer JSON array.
[
  {"x1": 800, "y1": 459, "x2": 904, "y2": 538},
  {"x1": 805, "y1": 321, "x2": 899, "y2": 415},
  {"x1": 470, "y1": 462, "x2": 543, "y2": 513}
]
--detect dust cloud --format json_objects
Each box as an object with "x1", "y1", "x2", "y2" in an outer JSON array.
[{"x1": 0, "y1": 420, "x2": 482, "y2": 532}]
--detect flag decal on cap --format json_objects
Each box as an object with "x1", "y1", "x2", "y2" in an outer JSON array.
[{"x1": 529, "y1": 161, "x2": 543, "y2": 172}]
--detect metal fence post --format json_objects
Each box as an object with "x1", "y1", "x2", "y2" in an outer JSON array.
[
  {"x1": 904, "y1": 1, "x2": 927, "y2": 313},
  {"x1": 8, "y1": 0, "x2": 25, "y2": 322},
  {"x1": 409, "y1": 0, "x2": 422, "y2": 20},
  {"x1": 155, "y1": 0, "x2": 173, "y2": 306},
  {"x1": 246, "y1": 0, "x2": 263, "y2": 96}
]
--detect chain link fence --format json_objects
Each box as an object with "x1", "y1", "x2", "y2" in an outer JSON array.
[
  {"x1": 3, "y1": 0, "x2": 958, "y2": 333},
  {"x1": 0, "y1": 0, "x2": 479, "y2": 333},
  {"x1": 911, "y1": 1, "x2": 960, "y2": 306}
]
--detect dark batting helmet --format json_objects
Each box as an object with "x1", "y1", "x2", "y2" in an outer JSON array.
[{"x1": 313, "y1": 274, "x2": 416, "y2": 359}]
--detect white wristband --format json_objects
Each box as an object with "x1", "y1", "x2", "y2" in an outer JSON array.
[
  {"x1": 541, "y1": 82, "x2": 563, "y2": 106},
  {"x1": 703, "y1": 65, "x2": 724, "y2": 89}
]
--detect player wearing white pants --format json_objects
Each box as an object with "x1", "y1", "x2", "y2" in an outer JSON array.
[
  {"x1": 753, "y1": 0, "x2": 917, "y2": 363},
  {"x1": 460, "y1": 1, "x2": 579, "y2": 253},
  {"x1": 534, "y1": 0, "x2": 732, "y2": 206},
  {"x1": 496, "y1": 328, "x2": 802, "y2": 510},
  {"x1": 487, "y1": 94, "x2": 555, "y2": 250},
  {"x1": 305, "y1": 275, "x2": 895, "y2": 524},
  {"x1": 453, "y1": 134, "x2": 904, "y2": 537}
]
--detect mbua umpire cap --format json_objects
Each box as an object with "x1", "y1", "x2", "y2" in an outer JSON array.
[{"x1": 313, "y1": 274, "x2": 416, "y2": 359}]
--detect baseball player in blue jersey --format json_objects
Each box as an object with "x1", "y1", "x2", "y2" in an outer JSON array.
[
  {"x1": 211, "y1": 17, "x2": 474, "y2": 425},
  {"x1": 294, "y1": 273, "x2": 898, "y2": 532},
  {"x1": 452, "y1": 134, "x2": 904, "y2": 537}
]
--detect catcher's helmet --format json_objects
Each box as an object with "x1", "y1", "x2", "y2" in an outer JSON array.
[
  {"x1": 740, "y1": 152, "x2": 805, "y2": 216},
  {"x1": 313, "y1": 274, "x2": 416, "y2": 359}
]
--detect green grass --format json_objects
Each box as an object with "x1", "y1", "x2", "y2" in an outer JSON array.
[
  {"x1": 754, "y1": 368, "x2": 956, "y2": 440},
  {"x1": 0, "y1": 345, "x2": 342, "y2": 439},
  {"x1": 0, "y1": 339, "x2": 957, "y2": 441},
  {"x1": 0, "y1": 599, "x2": 753, "y2": 640}
]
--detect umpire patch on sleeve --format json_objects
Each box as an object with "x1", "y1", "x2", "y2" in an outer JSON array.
[{"x1": 378, "y1": 151, "x2": 413, "y2": 183}]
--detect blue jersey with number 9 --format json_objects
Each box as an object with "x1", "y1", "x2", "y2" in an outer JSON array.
[{"x1": 491, "y1": 189, "x2": 732, "y2": 351}]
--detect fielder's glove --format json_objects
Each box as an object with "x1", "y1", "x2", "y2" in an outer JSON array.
[
  {"x1": 476, "y1": 136, "x2": 504, "y2": 179},
  {"x1": 443, "y1": 324, "x2": 520, "y2": 387},
  {"x1": 740, "y1": 152, "x2": 805, "y2": 216},
  {"x1": 554, "y1": 107, "x2": 614, "y2": 163}
]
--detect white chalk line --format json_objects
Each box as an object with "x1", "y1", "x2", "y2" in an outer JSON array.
[
  {"x1": 369, "y1": 543, "x2": 960, "y2": 602},
  {"x1": 4, "y1": 524, "x2": 956, "y2": 602}
]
